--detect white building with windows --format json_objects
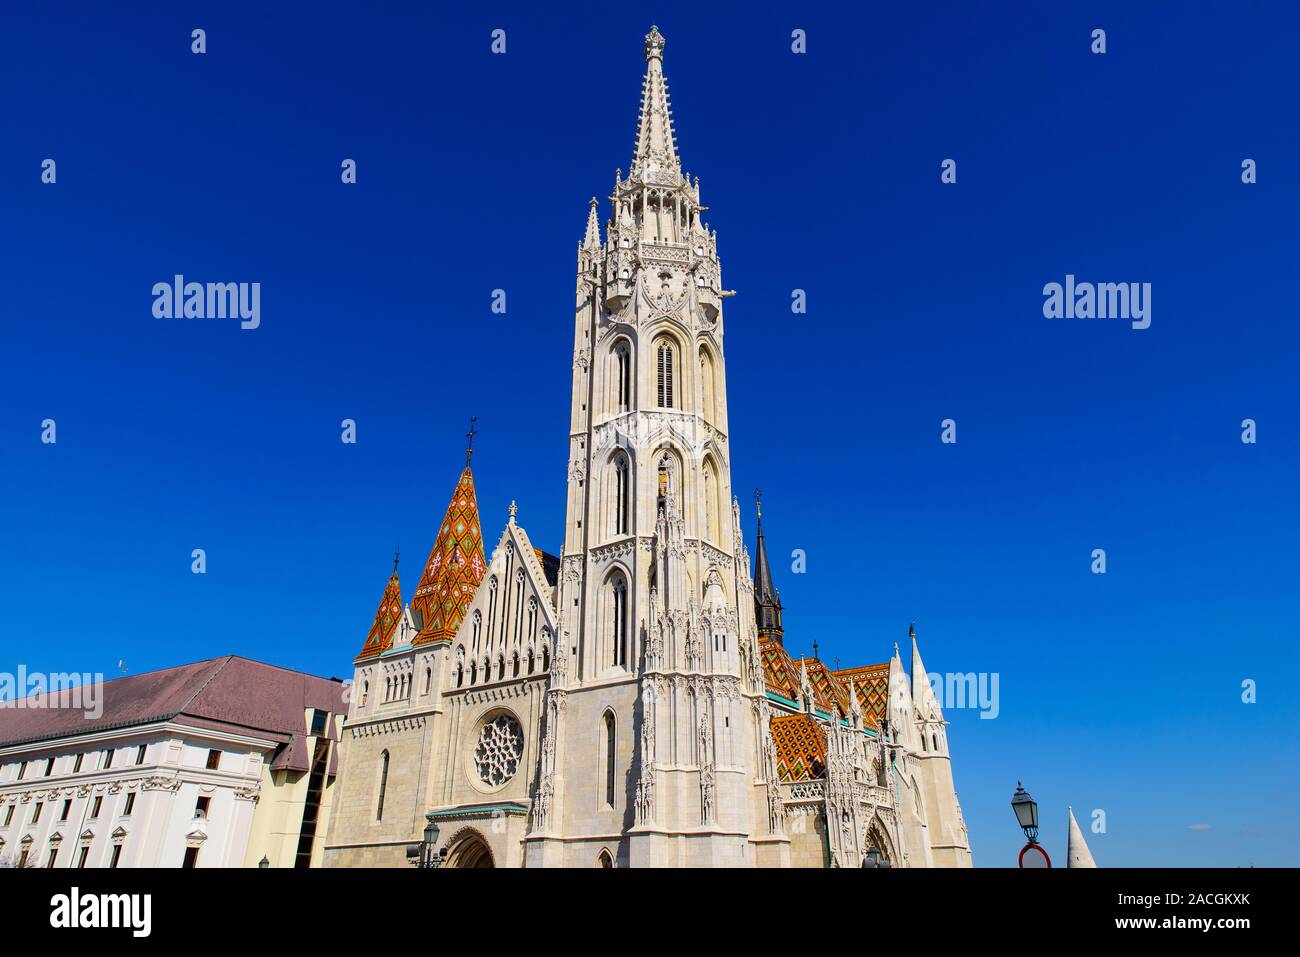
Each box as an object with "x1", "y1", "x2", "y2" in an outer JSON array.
[
  {"x1": 0, "y1": 656, "x2": 346, "y2": 868},
  {"x1": 323, "y1": 26, "x2": 972, "y2": 869}
]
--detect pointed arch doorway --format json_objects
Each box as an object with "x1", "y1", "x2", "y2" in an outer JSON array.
[{"x1": 443, "y1": 829, "x2": 495, "y2": 869}]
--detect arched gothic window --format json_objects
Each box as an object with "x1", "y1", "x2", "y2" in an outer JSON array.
[
  {"x1": 699, "y1": 346, "x2": 717, "y2": 423},
  {"x1": 471, "y1": 611, "x2": 482, "y2": 654},
  {"x1": 608, "y1": 576, "x2": 628, "y2": 669},
  {"x1": 702, "y1": 457, "x2": 720, "y2": 543},
  {"x1": 602, "y1": 711, "x2": 617, "y2": 808},
  {"x1": 613, "y1": 342, "x2": 631, "y2": 414},
  {"x1": 656, "y1": 339, "x2": 676, "y2": 408},
  {"x1": 611, "y1": 455, "x2": 630, "y2": 536},
  {"x1": 486, "y1": 578, "x2": 498, "y2": 648},
  {"x1": 376, "y1": 750, "x2": 390, "y2": 822}
]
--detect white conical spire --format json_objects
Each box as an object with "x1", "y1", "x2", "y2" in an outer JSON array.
[
  {"x1": 630, "y1": 25, "x2": 680, "y2": 179},
  {"x1": 582, "y1": 197, "x2": 601, "y2": 250},
  {"x1": 1067, "y1": 806, "x2": 1098, "y2": 868},
  {"x1": 909, "y1": 623, "x2": 943, "y2": 720}
]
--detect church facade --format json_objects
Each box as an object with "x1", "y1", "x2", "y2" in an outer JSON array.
[{"x1": 322, "y1": 27, "x2": 972, "y2": 869}]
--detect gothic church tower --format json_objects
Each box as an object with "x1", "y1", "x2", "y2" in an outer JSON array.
[{"x1": 526, "y1": 26, "x2": 771, "y2": 867}]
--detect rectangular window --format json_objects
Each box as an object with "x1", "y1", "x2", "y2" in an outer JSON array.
[
  {"x1": 90, "y1": 796, "x2": 102, "y2": 819},
  {"x1": 195, "y1": 796, "x2": 210, "y2": 819},
  {"x1": 310, "y1": 709, "x2": 327, "y2": 735},
  {"x1": 46, "y1": 848, "x2": 58, "y2": 868},
  {"x1": 77, "y1": 846, "x2": 90, "y2": 869},
  {"x1": 103, "y1": 749, "x2": 114, "y2": 770},
  {"x1": 45, "y1": 757, "x2": 55, "y2": 776},
  {"x1": 135, "y1": 745, "x2": 146, "y2": 765},
  {"x1": 32, "y1": 802, "x2": 43, "y2": 824},
  {"x1": 17, "y1": 761, "x2": 27, "y2": 781},
  {"x1": 109, "y1": 844, "x2": 122, "y2": 869},
  {"x1": 60, "y1": 800, "x2": 71, "y2": 822},
  {"x1": 73, "y1": 753, "x2": 84, "y2": 773},
  {"x1": 182, "y1": 846, "x2": 199, "y2": 869},
  {"x1": 18, "y1": 849, "x2": 29, "y2": 868},
  {"x1": 123, "y1": 793, "x2": 135, "y2": 816},
  {"x1": 4, "y1": 806, "x2": 13, "y2": 826},
  {"x1": 205, "y1": 749, "x2": 221, "y2": 771}
]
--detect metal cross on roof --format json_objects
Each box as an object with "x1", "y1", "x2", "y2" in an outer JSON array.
[{"x1": 465, "y1": 416, "x2": 478, "y2": 466}]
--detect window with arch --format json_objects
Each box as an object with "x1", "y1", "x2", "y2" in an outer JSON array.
[
  {"x1": 613, "y1": 341, "x2": 632, "y2": 414},
  {"x1": 610, "y1": 454, "x2": 630, "y2": 536},
  {"x1": 486, "y1": 579, "x2": 498, "y2": 648},
  {"x1": 655, "y1": 338, "x2": 676, "y2": 408},
  {"x1": 424, "y1": 666, "x2": 432, "y2": 695},
  {"x1": 360, "y1": 676, "x2": 369, "y2": 707},
  {"x1": 699, "y1": 346, "x2": 717, "y2": 423},
  {"x1": 376, "y1": 750, "x2": 390, "y2": 821},
  {"x1": 597, "y1": 849, "x2": 613, "y2": 869},
  {"x1": 526, "y1": 598, "x2": 538, "y2": 646},
  {"x1": 471, "y1": 611, "x2": 482, "y2": 654},
  {"x1": 514, "y1": 570, "x2": 526, "y2": 645},
  {"x1": 702, "y1": 457, "x2": 720, "y2": 543},
  {"x1": 602, "y1": 710, "x2": 617, "y2": 808},
  {"x1": 607, "y1": 574, "x2": 628, "y2": 669}
]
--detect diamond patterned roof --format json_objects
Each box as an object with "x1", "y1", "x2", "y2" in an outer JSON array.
[
  {"x1": 355, "y1": 566, "x2": 403, "y2": 659},
  {"x1": 832, "y1": 662, "x2": 890, "y2": 731},
  {"x1": 411, "y1": 466, "x2": 486, "y2": 646},
  {"x1": 770, "y1": 713, "x2": 826, "y2": 782}
]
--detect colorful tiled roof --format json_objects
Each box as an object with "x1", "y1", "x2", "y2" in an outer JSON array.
[
  {"x1": 770, "y1": 713, "x2": 826, "y2": 782},
  {"x1": 759, "y1": 634, "x2": 804, "y2": 702},
  {"x1": 411, "y1": 466, "x2": 487, "y2": 646},
  {"x1": 356, "y1": 565, "x2": 403, "y2": 660},
  {"x1": 833, "y1": 662, "x2": 891, "y2": 730},
  {"x1": 798, "y1": 656, "x2": 851, "y2": 717}
]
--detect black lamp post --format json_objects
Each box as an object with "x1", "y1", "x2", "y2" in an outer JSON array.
[
  {"x1": 420, "y1": 820, "x2": 442, "y2": 869},
  {"x1": 1011, "y1": 781, "x2": 1039, "y2": 844}
]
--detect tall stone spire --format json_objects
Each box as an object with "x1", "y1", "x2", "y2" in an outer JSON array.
[
  {"x1": 582, "y1": 197, "x2": 601, "y2": 250},
  {"x1": 753, "y1": 492, "x2": 784, "y2": 643},
  {"x1": 411, "y1": 464, "x2": 487, "y2": 645},
  {"x1": 1067, "y1": 806, "x2": 1098, "y2": 868},
  {"x1": 630, "y1": 25, "x2": 680, "y2": 181}
]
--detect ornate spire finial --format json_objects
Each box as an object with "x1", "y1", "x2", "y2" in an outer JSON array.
[
  {"x1": 465, "y1": 415, "x2": 478, "y2": 467},
  {"x1": 909, "y1": 621, "x2": 916, "y2": 640},
  {"x1": 812, "y1": 638, "x2": 820, "y2": 660},
  {"x1": 508, "y1": 500, "x2": 518, "y2": 525},
  {"x1": 754, "y1": 487, "x2": 762, "y2": 520},
  {"x1": 393, "y1": 548, "x2": 400, "y2": 573},
  {"x1": 644, "y1": 24, "x2": 665, "y2": 62}
]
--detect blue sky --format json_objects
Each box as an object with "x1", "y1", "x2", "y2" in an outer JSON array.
[{"x1": 1, "y1": 2, "x2": 1296, "y2": 866}]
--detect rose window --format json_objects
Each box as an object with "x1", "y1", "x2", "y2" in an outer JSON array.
[{"x1": 474, "y1": 714, "x2": 524, "y2": 787}]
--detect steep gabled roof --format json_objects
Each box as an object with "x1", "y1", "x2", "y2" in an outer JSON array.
[
  {"x1": 411, "y1": 466, "x2": 487, "y2": 646},
  {"x1": 355, "y1": 562, "x2": 403, "y2": 660}
]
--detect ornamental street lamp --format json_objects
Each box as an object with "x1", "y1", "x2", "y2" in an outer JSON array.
[
  {"x1": 420, "y1": 820, "x2": 443, "y2": 869},
  {"x1": 1010, "y1": 781, "x2": 1039, "y2": 843}
]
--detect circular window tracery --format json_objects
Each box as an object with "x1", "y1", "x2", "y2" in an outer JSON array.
[{"x1": 474, "y1": 714, "x2": 524, "y2": 788}]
